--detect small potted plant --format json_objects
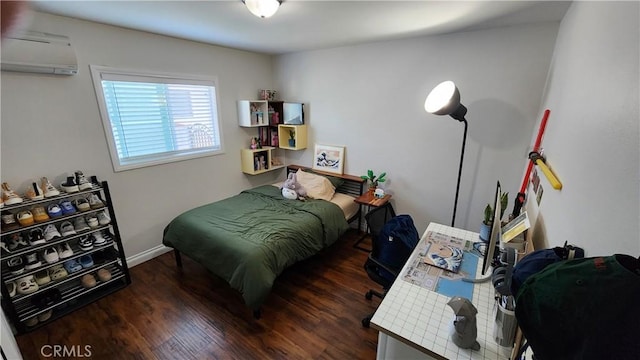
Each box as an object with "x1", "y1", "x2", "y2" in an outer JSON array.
[
  {"x1": 360, "y1": 170, "x2": 386, "y2": 193},
  {"x1": 479, "y1": 192, "x2": 508, "y2": 242},
  {"x1": 288, "y1": 129, "x2": 296, "y2": 147}
]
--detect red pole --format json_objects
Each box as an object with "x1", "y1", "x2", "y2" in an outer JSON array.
[{"x1": 519, "y1": 109, "x2": 550, "y2": 194}]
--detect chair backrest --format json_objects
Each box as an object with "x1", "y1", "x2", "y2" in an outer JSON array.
[{"x1": 365, "y1": 203, "x2": 396, "y2": 257}]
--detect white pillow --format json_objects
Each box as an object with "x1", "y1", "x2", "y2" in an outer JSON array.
[{"x1": 296, "y1": 169, "x2": 335, "y2": 201}]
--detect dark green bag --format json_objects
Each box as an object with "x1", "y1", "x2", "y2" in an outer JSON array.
[{"x1": 515, "y1": 254, "x2": 640, "y2": 360}]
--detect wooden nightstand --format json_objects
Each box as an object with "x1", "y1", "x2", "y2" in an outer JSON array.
[{"x1": 353, "y1": 192, "x2": 392, "y2": 251}]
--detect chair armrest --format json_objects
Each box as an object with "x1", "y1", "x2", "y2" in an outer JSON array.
[{"x1": 368, "y1": 253, "x2": 400, "y2": 278}]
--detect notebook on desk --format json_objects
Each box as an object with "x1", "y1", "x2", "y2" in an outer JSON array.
[{"x1": 421, "y1": 231, "x2": 465, "y2": 273}]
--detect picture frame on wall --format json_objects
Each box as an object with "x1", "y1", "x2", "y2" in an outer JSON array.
[{"x1": 313, "y1": 144, "x2": 345, "y2": 175}]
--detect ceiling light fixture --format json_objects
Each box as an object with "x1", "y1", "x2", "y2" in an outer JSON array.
[{"x1": 243, "y1": 0, "x2": 282, "y2": 19}]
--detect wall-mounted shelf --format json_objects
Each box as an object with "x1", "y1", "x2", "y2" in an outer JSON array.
[{"x1": 278, "y1": 124, "x2": 307, "y2": 150}]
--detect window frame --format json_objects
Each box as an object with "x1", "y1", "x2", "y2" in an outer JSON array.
[{"x1": 89, "y1": 65, "x2": 225, "y2": 172}]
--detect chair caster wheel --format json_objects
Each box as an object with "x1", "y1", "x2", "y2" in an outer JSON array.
[
  {"x1": 365, "y1": 290, "x2": 373, "y2": 300},
  {"x1": 362, "y1": 318, "x2": 370, "y2": 328}
]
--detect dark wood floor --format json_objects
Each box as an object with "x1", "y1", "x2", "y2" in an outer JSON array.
[{"x1": 15, "y1": 230, "x2": 381, "y2": 360}]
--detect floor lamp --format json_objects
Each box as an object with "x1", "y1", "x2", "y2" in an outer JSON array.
[{"x1": 424, "y1": 81, "x2": 468, "y2": 228}]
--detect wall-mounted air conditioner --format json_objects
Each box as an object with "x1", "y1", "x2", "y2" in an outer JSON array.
[{"x1": 1, "y1": 31, "x2": 78, "y2": 75}]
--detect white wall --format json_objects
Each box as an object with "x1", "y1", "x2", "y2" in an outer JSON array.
[
  {"x1": 1, "y1": 12, "x2": 278, "y2": 260},
  {"x1": 529, "y1": 2, "x2": 639, "y2": 256},
  {"x1": 274, "y1": 23, "x2": 560, "y2": 234}
]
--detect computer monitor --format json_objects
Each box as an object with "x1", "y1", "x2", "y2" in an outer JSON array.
[{"x1": 481, "y1": 181, "x2": 502, "y2": 275}]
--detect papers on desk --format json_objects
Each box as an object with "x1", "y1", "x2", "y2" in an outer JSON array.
[
  {"x1": 421, "y1": 231, "x2": 465, "y2": 273},
  {"x1": 402, "y1": 232, "x2": 480, "y2": 300}
]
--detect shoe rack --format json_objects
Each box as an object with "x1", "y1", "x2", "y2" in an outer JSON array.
[{"x1": 0, "y1": 181, "x2": 131, "y2": 334}]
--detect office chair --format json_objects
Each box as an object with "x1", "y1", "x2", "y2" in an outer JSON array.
[{"x1": 362, "y1": 202, "x2": 413, "y2": 327}]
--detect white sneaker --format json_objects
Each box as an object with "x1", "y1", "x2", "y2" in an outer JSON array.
[
  {"x1": 91, "y1": 231, "x2": 106, "y2": 246},
  {"x1": 56, "y1": 242, "x2": 74, "y2": 259},
  {"x1": 75, "y1": 171, "x2": 93, "y2": 191},
  {"x1": 97, "y1": 211, "x2": 111, "y2": 226},
  {"x1": 43, "y1": 247, "x2": 59, "y2": 264},
  {"x1": 2, "y1": 182, "x2": 23, "y2": 205},
  {"x1": 88, "y1": 194, "x2": 105, "y2": 209},
  {"x1": 60, "y1": 221, "x2": 76, "y2": 236},
  {"x1": 74, "y1": 217, "x2": 90, "y2": 232},
  {"x1": 41, "y1": 177, "x2": 60, "y2": 198},
  {"x1": 43, "y1": 224, "x2": 62, "y2": 241},
  {"x1": 86, "y1": 216, "x2": 99, "y2": 229},
  {"x1": 16, "y1": 275, "x2": 39, "y2": 295}
]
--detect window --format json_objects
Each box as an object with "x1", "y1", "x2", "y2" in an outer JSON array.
[{"x1": 90, "y1": 65, "x2": 224, "y2": 171}]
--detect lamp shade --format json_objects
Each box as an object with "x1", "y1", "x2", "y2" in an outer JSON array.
[
  {"x1": 244, "y1": 0, "x2": 281, "y2": 18},
  {"x1": 424, "y1": 80, "x2": 467, "y2": 121}
]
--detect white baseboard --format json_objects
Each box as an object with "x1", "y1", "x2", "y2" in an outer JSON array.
[{"x1": 126, "y1": 244, "x2": 172, "y2": 268}]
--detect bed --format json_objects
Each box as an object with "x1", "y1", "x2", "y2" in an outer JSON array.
[{"x1": 162, "y1": 165, "x2": 365, "y2": 317}]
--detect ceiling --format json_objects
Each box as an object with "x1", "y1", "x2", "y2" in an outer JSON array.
[{"x1": 31, "y1": 1, "x2": 571, "y2": 55}]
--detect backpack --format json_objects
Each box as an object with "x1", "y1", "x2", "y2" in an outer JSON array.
[
  {"x1": 375, "y1": 215, "x2": 419, "y2": 281},
  {"x1": 515, "y1": 254, "x2": 640, "y2": 360}
]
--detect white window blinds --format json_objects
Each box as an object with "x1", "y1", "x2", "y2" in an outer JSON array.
[{"x1": 90, "y1": 66, "x2": 223, "y2": 171}]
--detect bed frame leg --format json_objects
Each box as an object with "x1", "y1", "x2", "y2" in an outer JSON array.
[
  {"x1": 253, "y1": 308, "x2": 262, "y2": 319},
  {"x1": 174, "y1": 249, "x2": 183, "y2": 268}
]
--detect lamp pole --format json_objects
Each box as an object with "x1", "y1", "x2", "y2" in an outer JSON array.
[{"x1": 451, "y1": 118, "x2": 468, "y2": 228}]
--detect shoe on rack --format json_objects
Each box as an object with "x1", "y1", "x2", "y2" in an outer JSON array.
[
  {"x1": 24, "y1": 252, "x2": 42, "y2": 270},
  {"x1": 49, "y1": 265, "x2": 68, "y2": 281},
  {"x1": 8, "y1": 233, "x2": 28, "y2": 249},
  {"x1": 86, "y1": 216, "x2": 99, "y2": 229},
  {"x1": 0, "y1": 240, "x2": 11, "y2": 255},
  {"x1": 41, "y1": 177, "x2": 60, "y2": 198},
  {"x1": 7, "y1": 256, "x2": 25, "y2": 275},
  {"x1": 35, "y1": 270, "x2": 51, "y2": 285},
  {"x1": 60, "y1": 176, "x2": 79, "y2": 193},
  {"x1": 79, "y1": 254, "x2": 94, "y2": 268},
  {"x1": 88, "y1": 194, "x2": 105, "y2": 209},
  {"x1": 74, "y1": 217, "x2": 90, "y2": 232},
  {"x1": 75, "y1": 171, "x2": 93, "y2": 191},
  {"x1": 59, "y1": 221, "x2": 76, "y2": 237},
  {"x1": 7, "y1": 233, "x2": 29, "y2": 252},
  {"x1": 2, "y1": 182, "x2": 23, "y2": 205},
  {"x1": 56, "y1": 242, "x2": 74, "y2": 259},
  {"x1": 97, "y1": 268, "x2": 112, "y2": 282},
  {"x1": 1, "y1": 211, "x2": 19, "y2": 231},
  {"x1": 81, "y1": 273, "x2": 96, "y2": 288},
  {"x1": 6, "y1": 281, "x2": 17, "y2": 297},
  {"x1": 91, "y1": 231, "x2": 107, "y2": 246},
  {"x1": 59, "y1": 200, "x2": 76, "y2": 215},
  {"x1": 97, "y1": 211, "x2": 111, "y2": 226},
  {"x1": 28, "y1": 228, "x2": 46, "y2": 246},
  {"x1": 32, "y1": 206, "x2": 50, "y2": 223},
  {"x1": 38, "y1": 310, "x2": 53, "y2": 322},
  {"x1": 63, "y1": 259, "x2": 82, "y2": 273},
  {"x1": 25, "y1": 181, "x2": 45, "y2": 201},
  {"x1": 47, "y1": 203, "x2": 63, "y2": 218},
  {"x1": 17, "y1": 210, "x2": 34, "y2": 226},
  {"x1": 43, "y1": 247, "x2": 59, "y2": 264},
  {"x1": 43, "y1": 224, "x2": 62, "y2": 241},
  {"x1": 74, "y1": 198, "x2": 90, "y2": 212},
  {"x1": 90, "y1": 175, "x2": 101, "y2": 188},
  {"x1": 78, "y1": 235, "x2": 93, "y2": 251},
  {"x1": 16, "y1": 275, "x2": 39, "y2": 295}
]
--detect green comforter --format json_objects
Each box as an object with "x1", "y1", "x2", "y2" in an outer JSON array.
[{"x1": 162, "y1": 185, "x2": 349, "y2": 310}]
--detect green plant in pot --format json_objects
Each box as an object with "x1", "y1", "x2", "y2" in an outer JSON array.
[
  {"x1": 360, "y1": 170, "x2": 386, "y2": 192},
  {"x1": 479, "y1": 192, "x2": 508, "y2": 242},
  {"x1": 288, "y1": 129, "x2": 295, "y2": 147}
]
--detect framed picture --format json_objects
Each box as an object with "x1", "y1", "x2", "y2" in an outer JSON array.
[{"x1": 313, "y1": 144, "x2": 345, "y2": 174}]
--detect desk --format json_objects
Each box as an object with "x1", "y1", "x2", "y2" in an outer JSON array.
[
  {"x1": 353, "y1": 192, "x2": 392, "y2": 250},
  {"x1": 371, "y1": 223, "x2": 507, "y2": 360}
]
